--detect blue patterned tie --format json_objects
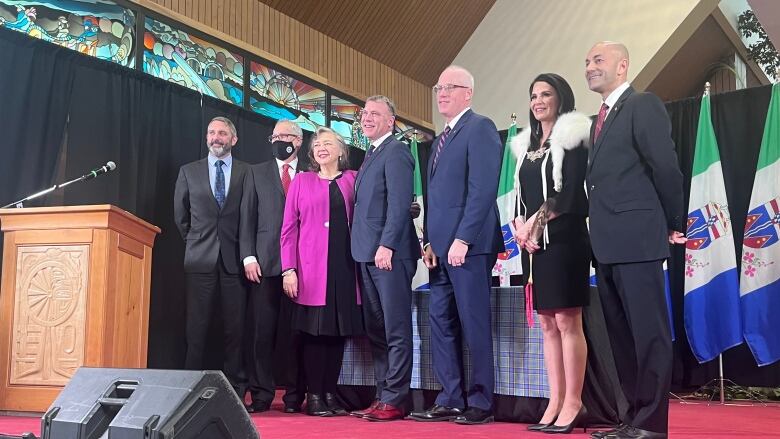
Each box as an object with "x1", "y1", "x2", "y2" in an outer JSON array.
[{"x1": 214, "y1": 160, "x2": 226, "y2": 209}]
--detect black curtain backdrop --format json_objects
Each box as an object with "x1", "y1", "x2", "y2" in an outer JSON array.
[{"x1": 1, "y1": 26, "x2": 778, "y2": 395}]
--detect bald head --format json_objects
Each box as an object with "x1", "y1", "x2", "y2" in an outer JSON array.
[
  {"x1": 435, "y1": 65, "x2": 475, "y2": 122},
  {"x1": 585, "y1": 42, "x2": 630, "y2": 99}
]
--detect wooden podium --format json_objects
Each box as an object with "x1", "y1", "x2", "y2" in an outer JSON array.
[{"x1": 0, "y1": 205, "x2": 160, "y2": 412}]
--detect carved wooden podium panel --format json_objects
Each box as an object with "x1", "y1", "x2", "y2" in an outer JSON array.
[{"x1": 0, "y1": 205, "x2": 160, "y2": 412}]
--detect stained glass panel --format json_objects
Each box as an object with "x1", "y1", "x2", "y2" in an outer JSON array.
[
  {"x1": 249, "y1": 61, "x2": 325, "y2": 133},
  {"x1": 143, "y1": 17, "x2": 243, "y2": 106},
  {"x1": 0, "y1": 0, "x2": 135, "y2": 67},
  {"x1": 395, "y1": 120, "x2": 434, "y2": 143},
  {"x1": 330, "y1": 95, "x2": 369, "y2": 149}
]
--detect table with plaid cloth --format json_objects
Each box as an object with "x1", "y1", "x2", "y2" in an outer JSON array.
[{"x1": 338, "y1": 287, "x2": 549, "y2": 398}]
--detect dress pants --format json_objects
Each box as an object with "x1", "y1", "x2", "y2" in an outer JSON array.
[
  {"x1": 184, "y1": 254, "x2": 247, "y2": 394},
  {"x1": 596, "y1": 259, "x2": 672, "y2": 434},
  {"x1": 428, "y1": 253, "x2": 495, "y2": 411},
  {"x1": 244, "y1": 275, "x2": 305, "y2": 406},
  {"x1": 358, "y1": 259, "x2": 415, "y2": 407}
]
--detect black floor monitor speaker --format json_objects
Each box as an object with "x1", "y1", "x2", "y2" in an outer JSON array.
[{"x1": 41, "y1": 368, "x2": 258, "y2": 439}]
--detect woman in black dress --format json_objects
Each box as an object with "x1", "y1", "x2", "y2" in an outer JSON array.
[
  {"x1": 511, "y1": 73, "x2": 591, "y2": 433},
  {"x1": 280, "y1": 127, "x2": 363, "y2": 417}
]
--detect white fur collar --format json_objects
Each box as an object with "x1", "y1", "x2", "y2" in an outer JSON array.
[{"x1": 510, "y1": 111, "x2": 591, "y2": 192}]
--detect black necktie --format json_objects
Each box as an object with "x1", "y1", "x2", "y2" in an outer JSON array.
[{"x1": 214, "y1": 160, "x2": 225, "y2": 209}]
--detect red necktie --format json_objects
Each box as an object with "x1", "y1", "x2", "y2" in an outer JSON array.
[
  {"x1": 281, "y1": 164, "x2": 291, "y2": 195},
  {"x1": 593, "y1": 103, "x2": 609, "y2": 141}
]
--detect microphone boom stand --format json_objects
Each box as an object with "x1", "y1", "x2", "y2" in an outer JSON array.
[{"x1": 1, "y1": 173, "x2": 98, "y2": 209}]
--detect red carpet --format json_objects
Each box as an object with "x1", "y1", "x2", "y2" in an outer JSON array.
[{"x1": 1, "y1": 400, "x2": 779, "y2": 438}]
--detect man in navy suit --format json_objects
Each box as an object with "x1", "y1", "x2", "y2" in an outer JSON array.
[
  {"x1": 585, "y1": 42, "x2": 685, "y2": 439},
  {"x1": 173, "y1": 116, "x2": 254, "y2": 396},
  {"x1": 349, "y1": 95, "x2": 419, "y2": 421},
  {"x1": 409, "y1": 65, "x2": 503, "y2": 425}
]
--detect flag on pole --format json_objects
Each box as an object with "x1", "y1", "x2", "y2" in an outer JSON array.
[
  {"x1": 410, "y1": 135, "x2": 429, "y2": 290},
  {"x1": 684, "y1": 90, "x2": 742, "y2": 363},
  {"x1": 741, "y1": 82, "x2": 780, "y2": 366},
  {"x1": 492, "y1": 120, "x2": 522, "y2": 286}
]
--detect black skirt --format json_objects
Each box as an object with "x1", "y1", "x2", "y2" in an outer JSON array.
[{"x1": 292, "y1": 175, "x2": 364, "y2": 336}]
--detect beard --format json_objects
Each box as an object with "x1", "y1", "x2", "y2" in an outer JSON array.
[{"x1": 208, "y1": 143, "x2": 231, "y2": 158}]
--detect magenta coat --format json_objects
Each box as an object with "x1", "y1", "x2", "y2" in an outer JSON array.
[{"x1": 280, "y1": 170, "x2": 360, "y2": 306}]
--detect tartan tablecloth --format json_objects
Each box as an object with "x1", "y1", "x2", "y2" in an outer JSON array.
[{"x1": 338, "y1": 287, "x2": 549, "y2": 398}]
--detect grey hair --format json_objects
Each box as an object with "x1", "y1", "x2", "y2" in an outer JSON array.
[
  {"x1": 366, "y1": 95, "x2": 397, "y2": 118},
  {"x1": 209, "y1": 116, "x2": 237, "y2": 137},
  {"x1": 275, "y1": 119, "x2": 303, "y2": 137}
]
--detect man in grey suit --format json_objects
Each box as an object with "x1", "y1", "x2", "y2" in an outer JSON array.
[
  {"x1": 173, "y1": 116, "x2": 254, "y2": 395},
  {"x1": 349, "y1": 96, "x2": 419, "y2": 421},
  {"x1": 241, "y1": 119, "x2": 306, "y2": 413}
]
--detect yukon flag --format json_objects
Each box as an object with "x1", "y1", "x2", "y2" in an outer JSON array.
[
  {"x1": 410, "y1": 135, "x2": 429, "y2": 290},
  {"x1": 492, "y1": 121, "x2": 522, "y2": 286},
  {"x1": 684, "y1": 90, "x2": 742, "y2": 363},
  {"x1": 741, "y1": 82, "x2": 780, "y2": 366}
]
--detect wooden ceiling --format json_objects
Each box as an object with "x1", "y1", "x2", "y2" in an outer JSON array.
[{"x1": 255, "y1": 0, "x2": 496, "y2": 86}]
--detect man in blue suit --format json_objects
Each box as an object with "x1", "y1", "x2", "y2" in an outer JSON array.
[
  {"x1": 409, "y1": 65, "x2": 503, "y2": 425},
  {"x1": 350, "y1": 95, "x2": 419, "y2": 422}
]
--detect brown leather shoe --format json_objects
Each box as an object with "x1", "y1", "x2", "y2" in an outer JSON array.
[
  {"x1": 351, "y1": 399, "x2": 380, "y2": 418},
  {"x1": 363, "y1": 402, "x2": 404, "y2": 422}
]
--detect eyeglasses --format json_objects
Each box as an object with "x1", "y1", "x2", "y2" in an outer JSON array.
[
  {"x1": 432, "y1": 84, "x2": 470, "y2": 94},
  {"x1": 268, "y1": 133, "x2": 301, "y2": 143}
]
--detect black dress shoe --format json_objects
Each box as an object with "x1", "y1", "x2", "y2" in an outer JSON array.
[
  {"x1": 283, "y1": 403, "x2": 302, "y2": 413},
  {"x1": 408, "y1": 404, "x2": 463, "y2": 422},
  {"x1": 541, "y1": 405, "x2": 588, "y2": 434},
  {"x1": 602, "y1": 425, "x2": 666, "y2": 439},
  {"x1": 453, "y1": 407, "x2": 494, "y2": 425},
  {"x1": 305, "y1": 393, "x2": 333, "y2": 417},
  {"x1": 591, "y1": 424, "x2": 626, "y2": 439},
  {"x1": 324, "y1": 392, "x2": 348, "y2": 416},
  {"x1": 245, "y1": 401, "x2": 271, "y2": 413}
]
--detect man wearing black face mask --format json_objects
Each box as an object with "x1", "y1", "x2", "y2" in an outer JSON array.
[{"x1": 241, "y1": 119, "x2": 306, "y2": 413}]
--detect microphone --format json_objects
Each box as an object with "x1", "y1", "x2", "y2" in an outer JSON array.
[{"x1": 83, "y1": 161, "x2": 117, "y2": 180}]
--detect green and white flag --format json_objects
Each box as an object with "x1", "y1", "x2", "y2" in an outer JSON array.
[
  {"x1": 410, "y1": 135, "x2": 429, "y2": 290},
  {"x1": 741, "y1": 82, "x2": 780, "y2": 366},
  {"x1": 492, "y1": 122, "x2": 522, "y2": 286}
]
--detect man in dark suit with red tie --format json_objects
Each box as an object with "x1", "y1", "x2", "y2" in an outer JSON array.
[
  {"x1": 409, "y1": 65, "x2": 503, "y2": 425},
  {"x1": 584, "y1": 42, "x2": 685, "y2": 439},
  {"x1": 241, "y1": 119, "x2": 306, "y2": 413},
  {"x1": 173, "y1": 116, "x2": 254, "y2": 396}
]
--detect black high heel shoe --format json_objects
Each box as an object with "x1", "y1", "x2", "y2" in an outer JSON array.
[
  {"x1": 541, "y1": 406, "x2": 588, "y2": 434},
  {"x1": 528, "y1": 415, "x2": 557, "y2": 431}
]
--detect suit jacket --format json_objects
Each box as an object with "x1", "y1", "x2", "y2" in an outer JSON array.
[
  {"x1": 586, "y1": 86, "x2": 684, "y2": 264},
  {"x1": 241, "y1": 160, "x2": 300, "y2": 277},
  {"x1": 173, "y1": 157, "x2": 254, "y2": 274},
  {"x1": 351, "y1": 136, "x2": 419, "y2": 263},
  {"x1": 280, "y1": 170, "x2": 360, "y2": 306},
  {"x1": 424, "y1": 109, "x2": 504, "y2": 256}
]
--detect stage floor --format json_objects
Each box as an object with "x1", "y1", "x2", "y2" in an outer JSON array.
[{"x1": 1, "y1": 399, "x2": 778, "y2": 438}]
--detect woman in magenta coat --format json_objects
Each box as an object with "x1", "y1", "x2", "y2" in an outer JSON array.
[{"x1": 280, "y1": 126, "x2": 363, "y2": 417}]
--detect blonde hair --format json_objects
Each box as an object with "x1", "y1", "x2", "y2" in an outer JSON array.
[{"x1": 307, "y1": 127, "x2": 350, "y2": 172}]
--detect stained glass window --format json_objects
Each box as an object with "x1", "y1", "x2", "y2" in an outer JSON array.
[
  {"x1": 395, "y1": 120, "x2": 434, "y2": 143},
  {"x1": 330, "y1": 95, "x2": 369, "y2": 149},
  {"x1": 143, "y1": 17, "x2": 243, "y2": 106},
  {"x1": 249, "y1": 62, "x2": 325, "y2": 133},
  {"x1": 0, "y1": 0, "x2": 135, "y2": 67}
]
